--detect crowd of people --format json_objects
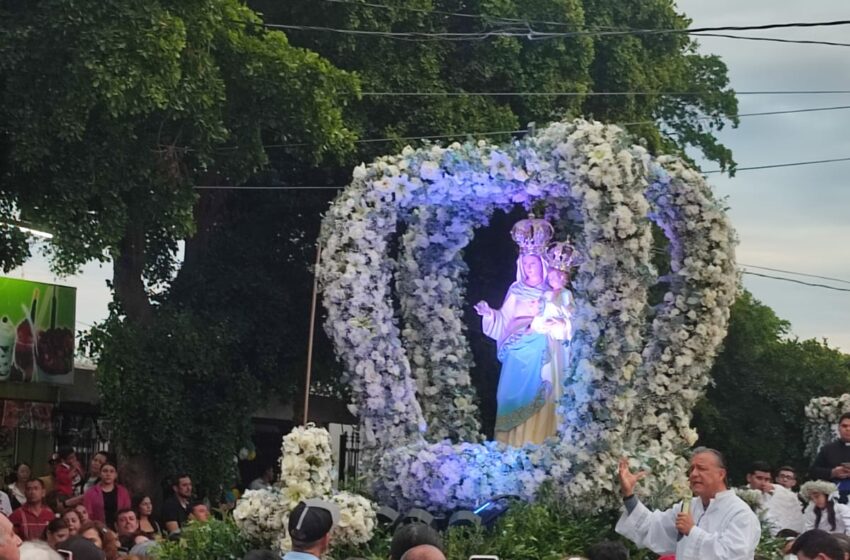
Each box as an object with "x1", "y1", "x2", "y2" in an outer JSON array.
[
  {"x1": 8, "y1": 413, "x2": 850, "y2": 560},
  {"x1": 0, "y1": 449, "x2": 213, "y2": 560}
]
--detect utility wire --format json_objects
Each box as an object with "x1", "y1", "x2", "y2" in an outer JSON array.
[
  {"x1": 158, "y1": 104, "x2": 850, "y2": 154},
  {"x1": 703, "y1": 156, "x2": 850, "y2": 174},
  {"x1": 260, "y1": 18, "x2": 850, "y2": 42},
  {"x1": 313, "y1": 1, "x2": 850, "y2": 48},
  {"x1": 691, "y1": 32, "x2": 850, "y2": 48},
  {"x1": 194, "y1": 152, "x2": 850, "y2": 189},
  {"x1": 212, "y1": 105, "x2": 850, "y2": 152},
  {"x1": 358, "y1": 90, "x2": 850, "y2": 97},
  {"x1": 742, "y1": 270, "x2": 850, "y2": 293},
  {"x1": 739, "y1": 264, "x2": 850, "y2": 286},
  {"x1": 194, "y1": 185, "x2": 342, "y2": 190}
]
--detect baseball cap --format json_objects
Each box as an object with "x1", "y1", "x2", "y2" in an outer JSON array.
[
  {"x1": 288, "y1": 499, "x2": 340, "y2": 542},
  {"x1": 59, "y1": 536, "x2": 106, "y2": 560}
]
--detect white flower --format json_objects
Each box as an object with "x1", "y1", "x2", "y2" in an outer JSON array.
[{"x1": 317, "y1": 119, "x2": 737, "y2": 513}]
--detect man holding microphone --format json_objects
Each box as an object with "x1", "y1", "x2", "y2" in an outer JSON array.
[{"x1": 615, "y1": 447, "x2": 761, "y2": 560}]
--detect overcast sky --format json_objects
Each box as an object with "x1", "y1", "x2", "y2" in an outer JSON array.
[
  {"x1": 10, "y1": 0, "x2": 850, "y2": 352},
  {"x1": 678, "y1": 0, "x2": 850, "y2": 351}
]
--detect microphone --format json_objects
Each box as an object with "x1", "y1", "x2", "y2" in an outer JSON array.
[{"x1": 677, "y1": 497, "x2": 691, "y2": 541}]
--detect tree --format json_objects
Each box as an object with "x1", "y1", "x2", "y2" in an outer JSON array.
[
  {"x1": 1, "y1": 0, "x2": 357, "y2": 495},
  {"x1": 252, "y1": 0, "x2": 738, "y2": 169},
  {"x1": 1, "y1": 0, "x2": 741, "y2": 490},
  {"x1": 692, "y1": 290, "x2": 850, "y2": 483},
  {"x1": 248, "y1": 0, "x2": 740, "y2": 434}
]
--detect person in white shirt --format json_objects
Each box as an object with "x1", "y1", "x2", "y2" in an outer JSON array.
[
  {"x1": 801, "y1": 480, "x2": 850, "y2": 535},
  {"x1": 248, "y1": 465, "x2": 274, "y2": 491},
  {"x1": 746, "y1": 460, "x2": 805, "y2": 534},
  {"x1": 0, "y1": 491, "x2": 11, "y2": 517},
  {"x1": 616, "y1": 447, "x2": 761, "y2": 560}
]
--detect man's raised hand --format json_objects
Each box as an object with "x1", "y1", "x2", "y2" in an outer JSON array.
[{"x1": 618, "y1": 457, "x2": 647, "y2": 497}]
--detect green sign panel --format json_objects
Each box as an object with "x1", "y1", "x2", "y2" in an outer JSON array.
[{"x1": 0, "y1": 277, "x2": 76, "y2": 384}]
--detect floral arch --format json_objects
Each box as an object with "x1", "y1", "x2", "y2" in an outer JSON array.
[{"x1": 318, "y1": 119, "x2": 738, "y2": 512}]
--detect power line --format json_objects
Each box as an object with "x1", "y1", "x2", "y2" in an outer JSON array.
[
  {"x1": 316, "y1": 0, "x2": 575, "y2": 28},
  {"x1": 232, "y1": 128, "x2": 527, "y2": 150},
  {"x1": 691, "y1": 32, "x2": 850, "y2": 48},
  {"x1": 314, "y1": 1, "x2": 850, "y2": 47},
  {"x1": 194, "y1": 152, "x2": 850, "y2": 190},
  {"x1": 739, "y1": 264, "x2": 850, "y2": 286},
  {"x1": 358, "y1": 90, "x2": 850, "y2": 97},
  {"x1": 742, "y1": 270, "x2": 850, "y2": 293},
  {"x1": 194, "y1": 185, "x2": 341, "y2": 190},
  {"x1": 312, "y1": 2, "x2": 850, "y2": 48},
  {"x1": 619, "y1": 104, "x2": 850, "y2": 126},
  {"x1": 227, "y1": 105, "x2": 850, "y2": 152},
  {"x1": 260, "y1": 18, "x2": 850, "y2": 42},
  {"x1": 703, "y1": 156, "x2": 850, "y2": 174}
]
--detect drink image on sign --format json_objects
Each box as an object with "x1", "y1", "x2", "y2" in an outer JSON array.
[
  {"x1": 36, "y1": 287, "x2": 74, "y2": 376},
  {"x1": 11, "y1": 289, "x2": 37, "y2": 382},
  {"x1": 0, "y1": 315, "x2": 14, "y2": 380}
]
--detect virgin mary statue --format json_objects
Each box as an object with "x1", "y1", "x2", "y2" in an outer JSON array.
[{"x1": 474, "y1": 217, "x2": 565, "y2": 446}]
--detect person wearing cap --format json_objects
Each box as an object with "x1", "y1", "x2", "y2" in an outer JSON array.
[
  {"x1": 801, "y1": 481, "x2": 850, "y2": 534},
  {"x1": 57, "y1": 536, "x2": 106, "y2": 560},
  {"x1": 284, "y1": 499, "x2": 339, "y2": 560}
]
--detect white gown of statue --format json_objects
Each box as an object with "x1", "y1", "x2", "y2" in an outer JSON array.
[{"x1": 482, "y1": 260, "x2": 572, "y2": 446}]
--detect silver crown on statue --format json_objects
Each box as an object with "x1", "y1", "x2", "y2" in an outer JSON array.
[
  {"x1": 510, "y1": 215, "x2": 554, "y2": 256},
  {"x1": 546, "y1": 241, "x2": 580, "y2": 272}
]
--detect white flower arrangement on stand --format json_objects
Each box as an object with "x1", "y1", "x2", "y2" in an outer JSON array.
[
  {"x1": 233, "y1": 425, "x2": 377, "y2": 553},
  {"x1": 318, "y1": 118, "x2": 738, "y2": 512},
  {"x1": 804, "y1": 394, "x2": 850, "y2": 459}
]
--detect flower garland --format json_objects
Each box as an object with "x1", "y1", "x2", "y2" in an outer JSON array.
[
  {"x1": 279, "y1": 424, "x2": 333, "y2": 505},
  {"x1": 233, "y1": 425, "x2": 377, "y2": 552},
  {"x1": 397, "y1": 205, "x2": 482, "y2": 442},
  {"x1": 622, "y1": 156, "x2": 739, "y2": 505},
  {"x1": 804, "y1": 394, "x2": 850, "y2": 459},
  {"x1": 319, "y1": 118, "x2": 738, "y2": 512},
  {"x1": 373, "y1": 439, "x2": 553, "y2": 513}
]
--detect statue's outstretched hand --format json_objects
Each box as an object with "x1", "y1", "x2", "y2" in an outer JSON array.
[
  {"x1": 474, "y1": 301, "x2": 493, "y2": 317},
  {"x1": 618, "y1": 457, "x2": 647, "y2": 497}
]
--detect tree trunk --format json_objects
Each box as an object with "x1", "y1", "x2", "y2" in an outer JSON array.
[{"x1": 112, "y1": 217, "x2": 153, "y2": 325}]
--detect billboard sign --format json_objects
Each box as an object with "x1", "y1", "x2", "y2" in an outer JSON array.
[{"x1": 0, "y1": 277, "x2": 76, "y2": 384}]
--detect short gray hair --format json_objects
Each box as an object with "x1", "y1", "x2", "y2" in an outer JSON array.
[
  {"x1": 691, "y1": 447, "x2": 727, "y2": 469},
  {"x1": 19, "y1": 541, "x2": 62, "y2": 560}
]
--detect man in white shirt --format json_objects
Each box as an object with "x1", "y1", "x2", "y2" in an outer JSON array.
[
  {"x1": 746, "y1": 460, "x2": 804, "y2": 534},
  {"x1": 616, "y1": 446, "x2": 761, "y2": 560}
]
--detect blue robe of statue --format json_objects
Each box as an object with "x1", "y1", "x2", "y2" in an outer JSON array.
[{"x1": 481, "y1": 262, "x2": 551, "y2": 442}]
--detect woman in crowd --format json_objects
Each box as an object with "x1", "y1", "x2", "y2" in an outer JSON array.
[
  {"x1": 62, "y1": 508, "x2": 83, "y2": 535},
  {"x1": 801, "y1": 480, "x2": 850, "y2": 534},
  {"x1": 83, "y1": 462, "x2": 130, "y2": 529},
  {"x1": 75, "y1": 503, "x2": 90, "y2": 524},
  {"x1": 7, "y1": 463, "x2": 31, "y2": 508},
  {"x1": 79, "y1": 521, "x2": 120, "y2": 560},
  {"x1": 44, "y1": 518, "x2": 71, "y2": 549},
  {"x1": 132, "y1": 495, "x2": 160, "y2": 539}
]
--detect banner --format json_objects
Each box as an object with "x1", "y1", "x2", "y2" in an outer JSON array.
[
  {"x1": 1, "y1": 400, "x2": 54, "y2": 431},
  {"x1": 0, "y1": 277, "x2": 76, "y2": 384}
]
